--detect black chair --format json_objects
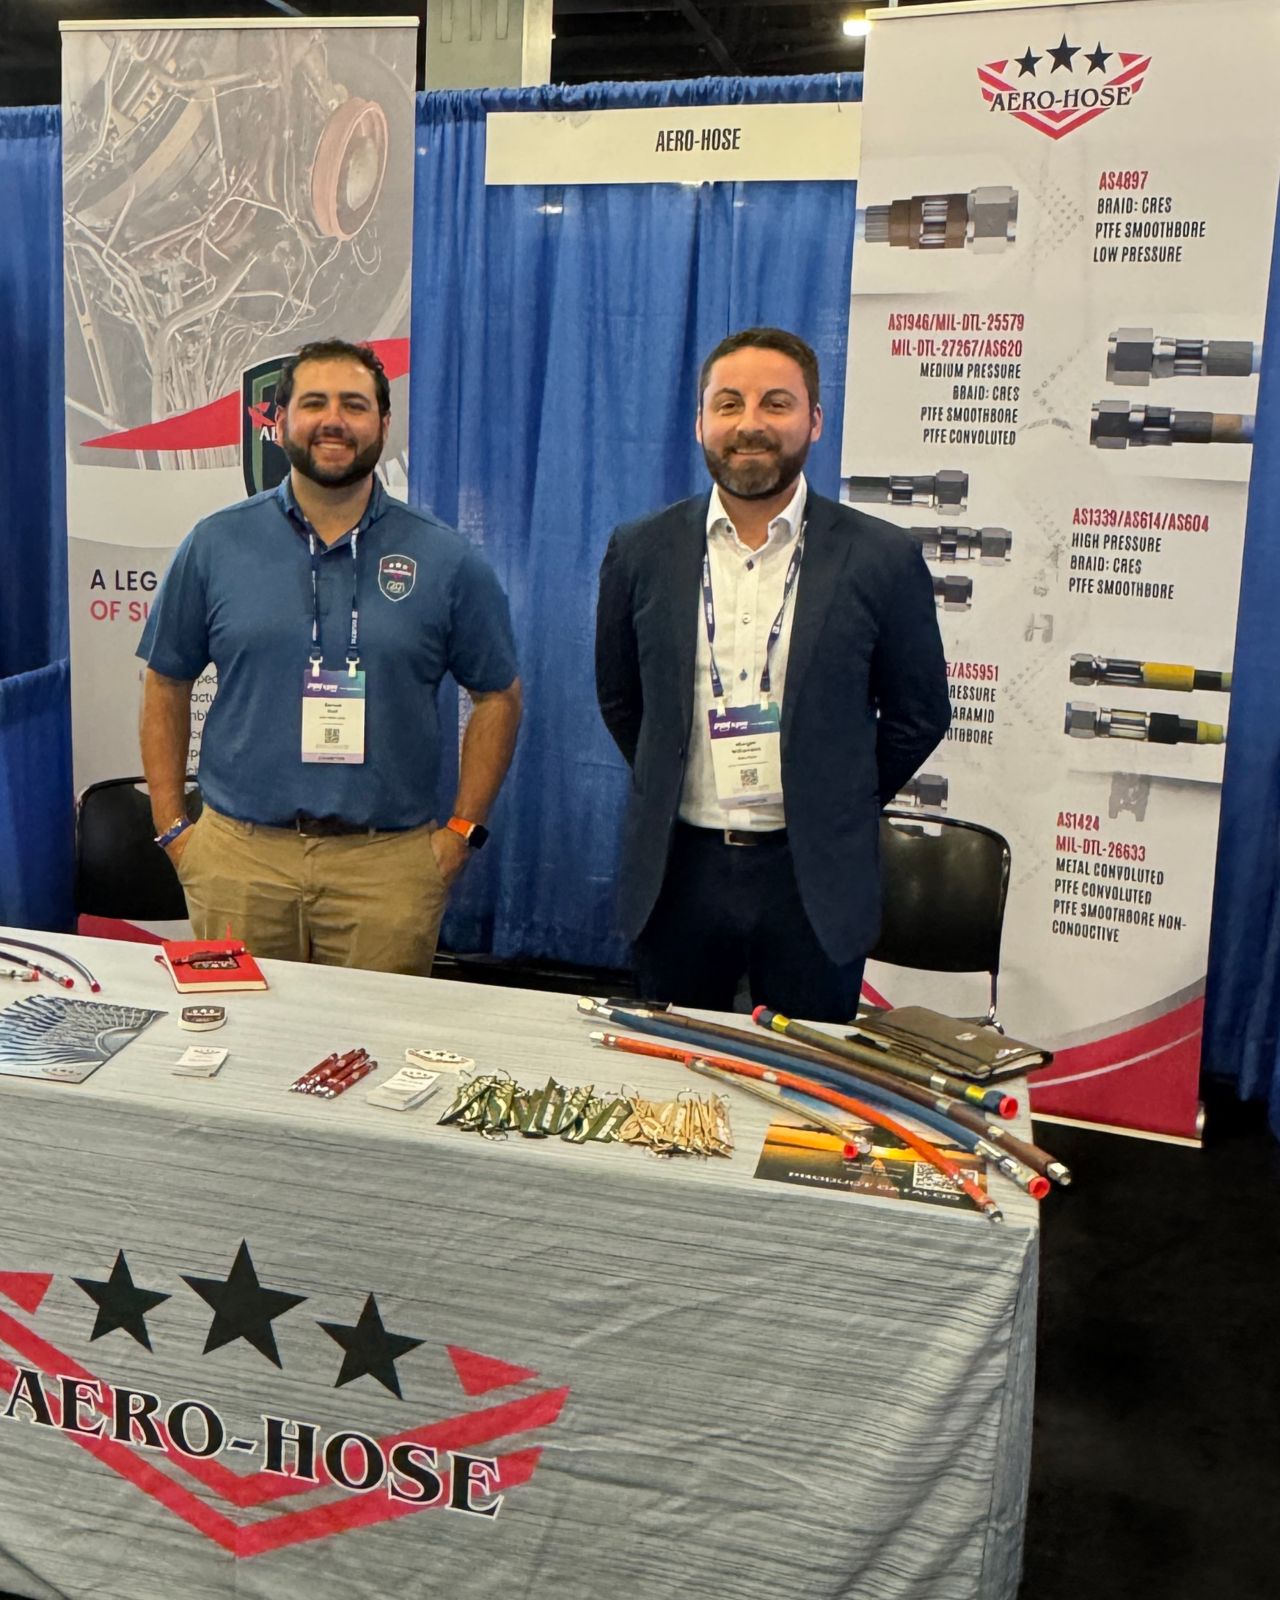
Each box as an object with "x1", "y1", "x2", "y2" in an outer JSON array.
[
  {"x1": 75, "y1": 776, "x2": 201, "y2": 922},
  {"x1": 870, "y1": 808, "x2": 1011, "y2": 1027}
]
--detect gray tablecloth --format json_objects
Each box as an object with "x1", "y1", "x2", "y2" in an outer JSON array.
[{"x1": 0, "y1": 930, "x2": 1038, "y2": 1600}]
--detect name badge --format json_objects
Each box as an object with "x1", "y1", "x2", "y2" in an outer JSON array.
[
  {"x1": 708, "y1": 702, "x2": 783, "y2": 807},
  {"x1": 301, "y1": 668, "x2": 366, "y2": 764}
]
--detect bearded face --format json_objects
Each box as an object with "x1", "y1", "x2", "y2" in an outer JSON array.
[
  {"x1": 277, "y1": 358, "x2": 388, "y2": 490},
  {"x1": 697, "y1": 348, "x2": 821, "y2": 504}
]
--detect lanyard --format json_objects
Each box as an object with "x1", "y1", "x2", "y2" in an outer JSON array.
[
  {"x1": 308, "y1": 529, "x2": 361, "y2": 677},
  {"x1": 701, "y1": 522, "x2": 805, "y2": 706}
]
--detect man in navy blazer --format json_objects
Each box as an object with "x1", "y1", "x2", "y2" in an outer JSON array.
[{"x1": 595, "y1": 327, "x2": 950, "y2": 1021}]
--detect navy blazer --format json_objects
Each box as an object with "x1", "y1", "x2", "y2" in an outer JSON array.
[{"x1": 595, "y1": 488, "x2": 951, "y2": 965}]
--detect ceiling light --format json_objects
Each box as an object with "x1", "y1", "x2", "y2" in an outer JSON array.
[{"x1": 842, "y1": 15, "x2": 871, "y2": 39}]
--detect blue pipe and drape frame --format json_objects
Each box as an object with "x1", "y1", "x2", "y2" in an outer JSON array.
[{"x1": 0, "y1": 81, "x2": 1277, "y2": 1131}]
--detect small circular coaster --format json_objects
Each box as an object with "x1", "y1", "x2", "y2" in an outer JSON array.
[{"x1": 180, "y1": 1004, "x2": 227, "y2": 1032}]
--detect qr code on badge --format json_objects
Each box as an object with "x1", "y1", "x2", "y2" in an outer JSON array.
[
  {"x1": 739, "y1": 767, "x2": 759, "y2": 789},
  {"x1": 324, "y1": 727, "x2": 341, "y2": 745}
]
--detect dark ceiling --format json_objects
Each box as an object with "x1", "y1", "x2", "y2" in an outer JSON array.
[
  {"x1": 551, "y1": 0, "x2": 898, "y2": 82},
  {"x1": 0, "y1": 0, "x2": 969, "y2": 108}
]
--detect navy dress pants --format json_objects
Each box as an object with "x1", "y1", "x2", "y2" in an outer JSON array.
[{"x1": 632, "y1": 823, "x2": 866, "y2": 1023}]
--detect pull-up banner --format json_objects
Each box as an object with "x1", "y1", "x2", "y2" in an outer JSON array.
[
  {"x1": 61, "y1": 17, "x2": 417, "y2": 795},
  {"x1": 843, "y1": 0, "x2": 1280, "y2": 1140}
]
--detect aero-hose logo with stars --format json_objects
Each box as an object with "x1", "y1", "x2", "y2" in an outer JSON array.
[
  {"x1": 978, "y1": 33, "x2": 1152, "y2": 141},
  {"x1": 0, "y1": 1245, "x2": 569, "y2": 1556}
]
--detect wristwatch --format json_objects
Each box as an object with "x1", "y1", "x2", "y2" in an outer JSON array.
[{"x1": 444, "y1": 816, "x2": 490, "y2": 850}]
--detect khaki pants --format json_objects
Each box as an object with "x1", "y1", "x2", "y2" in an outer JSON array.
[{"x1": 176, "y1": 807, "x2": 448, "y2": 976}]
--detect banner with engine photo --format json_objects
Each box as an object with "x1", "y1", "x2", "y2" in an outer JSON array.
[{"x1": 61, "y1": 17, "x2": 417, "y2": 804}]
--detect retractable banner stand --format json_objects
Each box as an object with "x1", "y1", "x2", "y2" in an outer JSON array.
[
  {"x1": 844, "y1": 0, "x2": 1280, "y2": 1140},
  {"x1": 60, "y1": 18, "x2": 417, "y2": 805}
]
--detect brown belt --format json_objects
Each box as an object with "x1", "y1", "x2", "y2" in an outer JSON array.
[{"x1": 289, "y1": 813, "x2": 379, "y2": 837}]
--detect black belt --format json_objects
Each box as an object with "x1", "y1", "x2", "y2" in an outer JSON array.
[{"x1": 680, "y1": 822, "x2": 788, "y2": 849}]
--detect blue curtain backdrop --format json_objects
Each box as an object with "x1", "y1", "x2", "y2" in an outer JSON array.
[
  {"x1": 408, "y1": 76, "x2": 858, "y2": 967},
  {"x1": 0, "y1": 662, "x2": 74, "y2": 929},
  {"x1": 0, "y1": 106, "x2": 73, "y2": 930},
  {"x1": 1203, "y1": 185, "x2": 1280, "y2": 1130},
  {"x1": 2, "y1": 83, "x2": 1279, "y2": 1131}
]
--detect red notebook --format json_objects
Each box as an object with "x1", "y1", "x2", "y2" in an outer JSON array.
[{"x1": 157, "y1": 938, "x2": 268, "y2": 993}]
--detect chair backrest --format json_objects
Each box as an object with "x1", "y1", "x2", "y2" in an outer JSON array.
[
  {"x1": 872, "y1": 810, "x2": 1011, "y2": 977},
  {"x1": 75, "y1": 777, "x2": 200, "y2": 922}
]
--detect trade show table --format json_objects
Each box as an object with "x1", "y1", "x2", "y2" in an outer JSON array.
[{"x1": 0, "y1": 930, "x2": 1038, "y2": 1600}]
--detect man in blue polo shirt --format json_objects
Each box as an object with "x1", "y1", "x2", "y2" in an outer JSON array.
[{"x1": 138, "y1": 339, "x2": 522, "y2": 975}]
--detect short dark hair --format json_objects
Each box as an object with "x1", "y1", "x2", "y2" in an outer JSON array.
[
  {"x1": 276, "y1": 339, "x2": 391, "y2": 417},
  {"x1": 698, "y1": 327, "x2": 821, "y2": 411}
]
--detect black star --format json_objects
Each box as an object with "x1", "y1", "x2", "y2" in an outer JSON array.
[
  {"x1": 73, "y1": 1251, "x2": 170, "y2": 1351},
  {"x1": 1047, "y1": 34, "x2": 1080, "y2": 72},
  {"x1": 1085, "y1": 42, "x2": 1112, "y2": 74},
  {"x1": 181, "y1": 1240, "x2": 306, "y2": 1368},
  {"x1": 318, "y1": 1294, "x2": 425, "y2": 1400},
  {"x1": 1015, "y1": 46, "x2": 1041, "y2": 77}
]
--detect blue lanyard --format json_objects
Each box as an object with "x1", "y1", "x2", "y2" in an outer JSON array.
[
  {"x1": 701, "y1": 521, "x2": 805, "y2": 705},
  {"x1": 308, "y1": 529, "x2": 361, "y2": 677}
]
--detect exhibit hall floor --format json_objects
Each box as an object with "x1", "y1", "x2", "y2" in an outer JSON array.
[{"x1": 1022, "y1": 1081, "x2": 1280, "y2": 1600}]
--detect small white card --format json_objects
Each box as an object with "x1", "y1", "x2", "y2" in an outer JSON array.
[
  {"x1": 367, "y1": 1066, "x2": 443, "y2": 1111},
  {"x1": 173, "y1": 1046, "x2": 228, "y2": 1078}
]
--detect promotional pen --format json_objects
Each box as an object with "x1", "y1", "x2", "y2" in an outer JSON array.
[{"x1": 319, "y1": 1057, "x2": 377, "y2": 1099}]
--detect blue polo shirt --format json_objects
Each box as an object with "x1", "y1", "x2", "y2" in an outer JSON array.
[{"x1": 138, "y1": 479, "x2": 518, "y2": 829}]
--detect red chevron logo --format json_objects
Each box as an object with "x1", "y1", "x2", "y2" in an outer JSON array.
[
  {"x1": 0, "y1": 1272, "x2": 53, "y2": 1314},
  {"x1": 978, "y1": 49, "x2": 1150, "y2": 142},
  {"x1": 0, "y1": 1300, "x2": 567, "y2": 1556}
]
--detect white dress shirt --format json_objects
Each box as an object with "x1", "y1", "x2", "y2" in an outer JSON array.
[{"x1": 677, "y1": 475, "x2": 807, "y2": 831}]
